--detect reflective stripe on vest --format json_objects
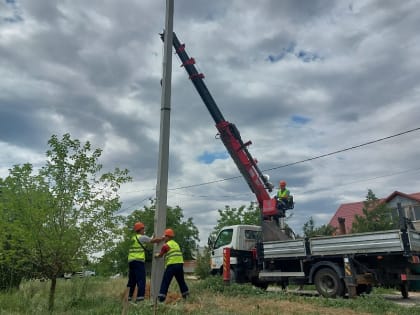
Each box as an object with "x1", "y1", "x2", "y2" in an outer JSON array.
[
  {"x1": 165, "y1": 239, "x2": 184, "y2": 267},
  {"x1": 277, "y1": 189, "x2": 290, "y2": 199},
  {"x1": 128, "y1": 235, "x2": 145, "y2": 262}
]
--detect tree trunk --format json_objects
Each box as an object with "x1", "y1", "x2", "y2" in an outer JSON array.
[{"x1": 48, "y1": 277, "x2": 57, "y2": 311}]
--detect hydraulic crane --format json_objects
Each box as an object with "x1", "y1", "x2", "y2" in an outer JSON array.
[{"x1": 161, "y1": 32, "x2": 292, "y2": 220}]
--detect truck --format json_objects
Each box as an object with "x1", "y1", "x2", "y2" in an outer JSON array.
[{"x1": 166, "y1": 32, "x2": 420, "y2": 298}]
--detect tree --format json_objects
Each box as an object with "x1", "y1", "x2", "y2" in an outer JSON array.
[
  {"x1": 0, "y1": 164, "x2": 54, "y2": 290},
  {"x1": 98, "y1": 199, "x2": 199, "y2": 275},
  {"x1": 351, "y1": 189, "x2": 397, "y2": 233},
  {"x1": 0, "y1": 166, "x2": 39, "y2": 290},
  {"x1": 209, "y1": 202, "x2": 296, "y2": 242},
  {"x1": 210, "y1": 202, "x2": 260, "y2": 241},
  {"x1": 302, "y1": 216, "x2": 336, "y2": 238},
  {"x1": 0, "y1": 134, "x2": 131, "y2": 310}
]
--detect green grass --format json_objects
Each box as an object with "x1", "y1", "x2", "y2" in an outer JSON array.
[{"x1": 0, "y1": 276, "x2": 419, "y2": 315}]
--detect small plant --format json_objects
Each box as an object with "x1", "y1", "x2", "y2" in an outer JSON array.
[{"x1": 194, "y1": 247, "x2": 211, "y2": 279}]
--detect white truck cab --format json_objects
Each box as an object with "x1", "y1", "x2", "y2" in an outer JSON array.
[{"x1": 210, "y1": 225, "x2": 261, "y2": 274}]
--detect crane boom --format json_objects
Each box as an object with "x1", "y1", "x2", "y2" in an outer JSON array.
[{"x1": 163, "y1": 32, "x2": 279, "y2": 217}]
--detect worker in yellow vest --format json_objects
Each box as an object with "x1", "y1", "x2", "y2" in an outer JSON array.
[
  {"x1": 276, "y1": 180, "x2": 291, "y2": 214},
  {"x1": 154, "y1": 228, "x2": 189, "y2": 303},
  {"x1": 127, "y1": 221, "x2": 162, "y2": 304}
]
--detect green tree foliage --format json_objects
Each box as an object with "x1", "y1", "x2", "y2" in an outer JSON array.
[
  {"x1": 0, "y1": 164, "x2": 43, "y2": 290},
  {"x1": 98, "y1": 200, "x2": 199, "y2": 275},
  {"x1": 209, "y1": 202, "x2": 296, "y2": 243},
  {"x1": 351, "y1": 189, "x2": 397, "y2": 233},
  {"x1": 0, "y1": 134, "x2": 131, "y2": 310},
  {"x1": 302, "y1": 216, "x2": 336, "y2": 238},
  {"x1": 210, "y1": 202, "x2": 260, "y2": 241}
]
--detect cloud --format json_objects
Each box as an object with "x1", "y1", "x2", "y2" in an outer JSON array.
[{"x1": 1, "y1": 0, "x2": 420, "y2": 245}]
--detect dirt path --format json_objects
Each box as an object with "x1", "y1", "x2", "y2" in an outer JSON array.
[
  {"x1": 268, "y1": 287, "x2": 420, "y2": 307},
  {"x1": 383, "y1": 291, "x2": 420, "y2": 307}
]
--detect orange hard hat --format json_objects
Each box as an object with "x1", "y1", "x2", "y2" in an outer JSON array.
[
  {"x1": 133, "y1": 222, "x2": 145, "y2": 231},
  {"x1": 164, "y1": 228, "x2": 175, "y2": 237},
  {"x1": 279, "y1": 180, "x2": 286, "y2": 187}
]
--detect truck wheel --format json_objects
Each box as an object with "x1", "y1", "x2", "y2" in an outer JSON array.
[{"x1": 314, "y1": 268, "x2": 345, "y2": 298}]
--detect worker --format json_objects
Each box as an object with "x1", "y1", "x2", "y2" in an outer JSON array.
[
  {"x1": 276, "y1": 180, "x2": 291, "y2": 212},
  {"x1": 155, "y1": 228, "x2": 189, "y2": 303},
  {"x1": 127, "y1": 221, "x2": 163, "y2": 304}
]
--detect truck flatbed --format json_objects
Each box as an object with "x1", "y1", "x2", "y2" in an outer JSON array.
[{"x1": 264, "y1": 229, "x2": 420, "y2": 258}]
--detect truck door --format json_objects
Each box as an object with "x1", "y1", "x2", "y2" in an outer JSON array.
[{"x1": 211, "y1": 228, "x2": 234, "y2": 273}]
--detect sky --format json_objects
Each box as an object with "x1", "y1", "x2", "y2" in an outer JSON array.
[{"x1": 1, "y1": 0, "x2": 420, "y2": 245}]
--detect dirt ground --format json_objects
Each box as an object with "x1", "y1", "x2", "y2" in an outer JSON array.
[
  {"x1": 383, "y1": 291, "x2": 420, "y2": 307},
  {"x1": 277, "y1": 288, "x2": 420, "y2": 307}
]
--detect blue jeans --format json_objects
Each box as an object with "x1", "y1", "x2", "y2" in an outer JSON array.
[
  {"x1": 127, "y1": 260, "x2": 146, "y2": 300},
  {"x1": 158, "y1": 263, "x2": 189, "y2": 302}
]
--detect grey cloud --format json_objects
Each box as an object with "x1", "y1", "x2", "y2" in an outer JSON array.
[{"x1": 1, "y1": 1, "x2": 420, "y2": 245}]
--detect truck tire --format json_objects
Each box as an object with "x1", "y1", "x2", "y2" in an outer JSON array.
[{"x1": 314, "y1": 268, "x2": 345, "y2": 298}]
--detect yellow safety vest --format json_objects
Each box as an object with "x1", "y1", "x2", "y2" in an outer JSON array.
[
  {"x1": 277, "y1": 188, "x2": 290, "y2": 199},
  {"x1": 128, "y1": 235, "x2": 145, "y2": 262},
  {"x1": 165, "y1": 240, "x2": 184, "y2": 268}
]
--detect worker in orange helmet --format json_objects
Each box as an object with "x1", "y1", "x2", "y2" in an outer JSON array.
[
  {"x1": 276, "y1": 180, "x2": 291, "y2": 213},
  {"x1": 127, "y1": 221, "x2": 163, "y2": 304},
  {"x1": 155, "y1": 228, "x2": 189, "y2": 303}
]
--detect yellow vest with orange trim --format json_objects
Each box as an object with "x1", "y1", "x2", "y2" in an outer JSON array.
[
  {"x1": 164, "y1": 239, "x2": 184, "y2": 268},
  {"x1": 128, "y1": 235, "x2": 145, "y2": 262},
  {"x1": 277, "y1": 188, "x2": 290, "y2": 199}
]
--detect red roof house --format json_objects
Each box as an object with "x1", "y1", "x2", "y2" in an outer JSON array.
[{"x1": 329, "y1": 191, "x2": 420, "y2": 234}]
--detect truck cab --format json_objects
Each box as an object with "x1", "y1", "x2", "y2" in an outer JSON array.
[{"x1": 210, "y1": 225, "x2": 261, "y2": 276}]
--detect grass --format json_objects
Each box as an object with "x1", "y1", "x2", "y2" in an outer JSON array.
[{"x1": 0, "y1": 276, "x2": 419, "y2": 314}]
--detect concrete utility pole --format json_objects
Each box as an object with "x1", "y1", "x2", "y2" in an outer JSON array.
[{"x1": 150, "y1": 0, "x2": 174, "y2": 306}]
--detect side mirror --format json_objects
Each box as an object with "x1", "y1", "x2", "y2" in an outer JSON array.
[{"x1": 207, "y1": 236, "x2": 213, "y2": 248}]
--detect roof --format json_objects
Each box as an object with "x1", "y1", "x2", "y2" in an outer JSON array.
[{"x1": 328, "y1": 191, "x2": 420, "y2": 233}]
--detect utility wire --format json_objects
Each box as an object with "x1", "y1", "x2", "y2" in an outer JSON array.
[
  {"x1": 119, "y1": 127, "x2": 420, "y2": 208},
  {"x1": 164, "y1": 166, "x2": 420, "y2": 199},
  {"x1": 116, "y1": 196, "x2": 152, "y2": 214},
  {"x1": 169, "y1": 127, "x2": 420, "y2": 191},
  {"x1": 264, "y1": 127, "x2": 420, "y2": 172}
]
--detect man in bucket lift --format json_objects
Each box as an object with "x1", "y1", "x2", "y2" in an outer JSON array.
[{"x1": 275, "y1": 180, "x2": 293, "y2": 217}]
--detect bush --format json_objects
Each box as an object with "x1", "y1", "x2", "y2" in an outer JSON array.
[
  {"x1": 0, "y1": 263, "x2": 23, "y2": 291},
  {"x1": 194, "y1": 247, "x2": 211, "y2": 279}
]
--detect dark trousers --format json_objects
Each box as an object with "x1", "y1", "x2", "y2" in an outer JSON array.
[
  {"x1": 158, "y1": 263, "x2": 189, "y2": 301},
  {"x1": 127, "y1": 260, "x2": 146, "y2": 300}
]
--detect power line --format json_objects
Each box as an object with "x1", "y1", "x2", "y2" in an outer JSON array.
[
  {"x1": 119, "y1": 127, "x2": 420, "y2": 208},
  {"x1": 264, "y1": 127, "x2": 420, "y2": 172},
  {"x1": 164, "y1": 165, "x2": 420, "y2": 200},
  {"x1": 169, "y1": 127, "x2": 420, "y2": 191},
  {"x1": 300, "y1": 166, "x2": 420, "y2": 194},
  {"x1": 116, "y1": 196, "x2": 152, "y2": 215}
]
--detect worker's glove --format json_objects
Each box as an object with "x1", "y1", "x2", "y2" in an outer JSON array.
[{"x1": 154, "y1": 253, "x2": 160, "y2": 258}]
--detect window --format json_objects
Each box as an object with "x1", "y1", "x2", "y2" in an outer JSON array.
[
  {"x1": 214, "y1": 229, "x2": 233, "y2": 249},
  {"x1": 244, "y1": 230, "x2": 260, "y2": 241},
  {"x1": 413, "y1": 205, "x2": 420, "y2": 221}
]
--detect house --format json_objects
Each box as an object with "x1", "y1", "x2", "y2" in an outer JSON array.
[{"x1": 329, "y1": 191, "x2": 420, "y2": 234}]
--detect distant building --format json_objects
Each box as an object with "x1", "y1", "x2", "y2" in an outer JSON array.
[{"x1": 329, "y1": 191, "x2": 420, "y2": 233}]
